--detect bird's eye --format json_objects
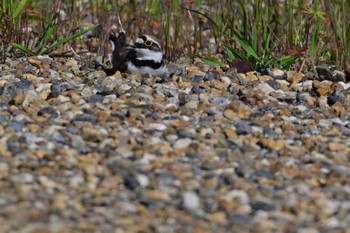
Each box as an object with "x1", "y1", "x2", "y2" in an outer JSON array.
[{"x1": 144, "y1": 40, "x2": 153, "y2": 47}]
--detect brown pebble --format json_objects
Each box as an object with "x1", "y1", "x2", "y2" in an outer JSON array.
[
  {"x1": 259, "y1": 138, "x2": 285, "y2": 150},
  {"x1": 313, "y1": 80, "x2": 333, "y2": 96}
]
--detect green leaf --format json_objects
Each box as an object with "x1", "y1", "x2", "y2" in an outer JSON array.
[
  {"x1": 196, "y1": 55, "x2": 226, "y2": 67},
  {"x1": 233, "y1": 31, "x2": 259, "y2": 61},
  {"x1": 35, "y1": 14, "x2": 57, "y2": 49},
  {"x1": 309, "y1": 24, "x2": 319, "y2": 59},
  {"x1": 275, "y1": 55, "x2": 295, "y2": 69},
  {"x1": 38, "y1": 24, "x2": 55, "y2": 55},
  {"x1": 44, "y1": 24, "x2": 99, "y2": 54},
  {"x1": 13, "y1": 0, "x2": 30, "y2": 19},
  {"x1": 263, "y1": 25, "x2": 271, "y2": 54},
  {"x1": 223, "y1": 45, "x2": 235, "y2": 62},
  {"x1": 10, "y1": 43, "x2": 36, "y2": 55},
  {"x1": 224, "y1": 45, "x2": 248, "y2": 61}
]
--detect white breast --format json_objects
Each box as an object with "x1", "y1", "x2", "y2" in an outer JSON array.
[
  {"x1": 127, "y1": 61, "x2": 168, "y2": 77},
  {"x1": 136, "y1": 49, "x2": 163, "y2": 63}
]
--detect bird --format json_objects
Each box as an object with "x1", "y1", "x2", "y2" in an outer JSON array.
[
  {"x1": 105, "y1": 33, "x2": 168, "y2": 77},
  {"x1": 103, "y1": 32, "x2": 132, "y2": 76}
]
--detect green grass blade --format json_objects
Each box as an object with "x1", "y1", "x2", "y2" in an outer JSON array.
[
  {"x1": 223, "y1": 45, "x2": 235, "y2": 62},
  {"x1": 35, "y1": 14, "x2": 57, "y2": 49},
  {"x1": 38, "y1": 24, "x2": 55, "y2": 55},
  {"x1": 224, "y1": 45, "x2": 248, "y2": 61},
  {"x1": 233, "y1": 31, "x2": 259, "y2": 61},
  {"x1": 13, "y1": 0, "x2": 30, "y2": 19},
  {"x1": 45, "y1": 24, "x2": 99, "y2": 54},
  {"x1": 10, "y1": 43, "x2": 37, "y2": 55},
  {"x1": 196, "y1": 55, "x2": 226, "y2": 67},
  {"x1": 309, "y1": 24, "x2": 319, "y2": 60},
  {"x1": 275, "y1": 55, "x2": 295, "y2": 69}
]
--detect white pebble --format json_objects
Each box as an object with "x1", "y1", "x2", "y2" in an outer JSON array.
[
  {"x1": 183, "y1": 191, "x2": 200, "y2": 210},
  {"x1": 173, "y1": 138, "x2": 192, "y2": 149},
  {"x1": 149, "y1": 123, "x2": 167, "y2": 131},
  {"x1": 254, "y1": 83, "x2": 275, "y2": 95},
  {"x1": 220, "y1": 76, "x2": 231, "y2": 84},
  {"x1": 136, "y1": 174, "x2": 150, "y2": 188}
]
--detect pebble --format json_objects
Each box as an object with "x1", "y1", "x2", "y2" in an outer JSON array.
[
  {"x1": 173, "y1": 138, "x2": 193, "y2": 149},
  {"x1": 183, "y1": 191, "x2": 201, "y2": 210},
  {"x1": 272, "y1": 69, "x2": 284, "y2": 77},
  {"x1": 254, "y1": 83, "x2": 275, "y2": 95},
  {"x1": 148, "y1": 123, "x2": 167, "y2": 131},
  {"x1": 287, "y1": 71, "x2": 303, "y2": 86},
  {"x1": 0, "y1": 55, "x2": 349, "y2": 233},
  {"x1": 234, "y1": 121, "x2": 251, "y2": 135},
  {"x1": 313, "y1": 80, "x2": 333, "y2": 96},
  {"x1": 0, "y1": 162, "x2": 10, "y2": 178},
  {"x1": 316, "y1": 64, "x2": 334, "y2": 81}
]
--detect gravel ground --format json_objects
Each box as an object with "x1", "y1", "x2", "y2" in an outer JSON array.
[{"x1": 0, "y1": 54, "x2": 350, "y2": 233}]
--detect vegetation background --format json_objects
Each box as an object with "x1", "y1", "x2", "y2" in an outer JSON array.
[{"x1": 1, "y1": 0, "x2": 349, "y2": 72}]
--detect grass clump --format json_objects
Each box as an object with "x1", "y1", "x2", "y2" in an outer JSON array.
[
  {"x1": 0, "y1": 0, "x2": 349, "y2": 72},
  {"x1": 199, "y1": 0, "x2": 349, "y2": 71},
  {"x1": 1, "y1": 0, "x2": 98, "y2": 61}
]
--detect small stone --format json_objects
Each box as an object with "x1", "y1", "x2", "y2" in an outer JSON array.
[
  {"x1": 136, "y1": 174, "x2": 149, "y2": 188},
  {"x1": 230, "y1": 214, "x2": 253, "y2": 226},
  {"x1": 13, "y1": 92, "x2": 25, "y2": 105},
  {"x1": 14, "y1": 173, "x2": 34, "y2": 184},
  {"x1": 313, "y1": 80, "x2": 333, "y2": 96},
  {"x1": 287, "y1": 71, "x2": 303, "y2": 86},
  {"x1": 297, "y1": 228, "x2": 320, "y2": 233},
  {"x1": 282, "y1": 166, "x2": 300, "y2": 178},
  {"x1": 183, "y1": 191, "x2": 200, "y2": 210},
  {"x1": 146, "y1": 190, "x2": 170, "y2": 201},
  {"x1": 210, "y1": 212, "x2": 226, "y2": 224},
  {"x1": 69, "y1": 173, "x2": 85, "y2": 188},
  {"x1": 224, "y1": 109, "x2": 238, "y2": 121},
  {"x1": 251, "y1": 200, "x2": 276, "y2": 212},
  {"x1": 184, "y1": 100, "x2": 199, "y2": 109},
  {"x1": 328, "y1": 142, "x2": 348, "y2": 152},
  {"x1": 254, "y1": 83, "x2": 275, "y2": 95},
  {"x1": 81, "y1": 86, "x2": 94, "y2": 98},
  {"x1": 88, "y1": 94, "x2": 103, "y2": 103},
  {"x1": 220, "y1": 76, "x2": 232, "y2": 85},
  {"x1": 234, "y1": 121, "x2": 251, "y2": 135},
  {"x1": 148, "y1": 123, "x2": 167, "y2": 131},
  {"x1": 187, "y1": 66, "x2": 206, "y2": 77},
  {"x1": 28, "y1": 56, "x2": 52, "y2": 69},
  {"x1": 210, "y1": 79, "x2": 230, "y2": 90},
  {"x1": 120, "y1": 202, "x2": 138, "y2": 214},
  {"x1": 123, "y1": 175, "x2": 140, "y2": 190},
  {"x1": 272, "y1": 69, "x2": 284, "y2": 77},
  {"x1": 226, "y1": 100, "x2": 250, "y2": 118},
  {"x1": 246, "y1": 71, "x2": 258, "y2": 81},
  {"x1": 209, "y1": 96, "x2": 231, "y2": 107},
  {"x1": 331, "y1": 102, "x2": 345, "y2": 116},
  {"x1": 317, "y1": 64, "x2": 333, "y2": 81},
  {"x1": 173, "y1": 138, "x2": 193, "y2": 149},
  {"x1": 0, "y1": 162, "x2": 10, "y2": 179},
  {"x1": 258, "y1": 75, "x2": 273, "y2": 83},
  {"x1": 6, "y1": 121, "x2": 23, "y2": 132},
  {"x1": 51, "y1": 194, "x2": 68, "y2": 209},
  {"x1": 199, "y1": 63, "x2": 211, "y2": 72},
  {"x1": 259, "y1": 138, "x2": 285, "y2": 150},
  {"x1": 223, "y1": 190, "x2": 249, "y2": 204}
]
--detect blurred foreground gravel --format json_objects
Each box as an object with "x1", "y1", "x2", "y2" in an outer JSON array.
[{"x1": 0, "y1": 55, "x2": 350, "y2": 233}]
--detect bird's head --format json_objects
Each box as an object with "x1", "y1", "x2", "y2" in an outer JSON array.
[{"x1": 133, "y1": 35, "x2": 163, "y2": 62}]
